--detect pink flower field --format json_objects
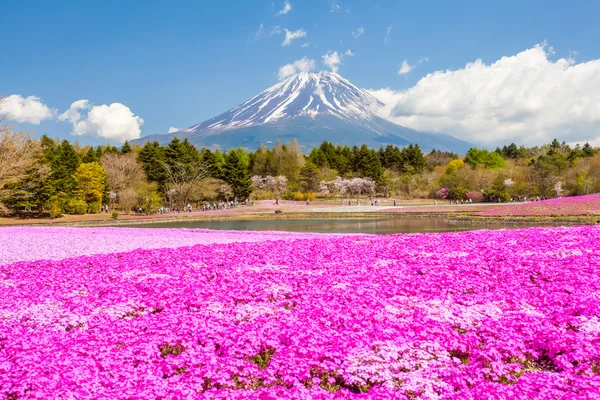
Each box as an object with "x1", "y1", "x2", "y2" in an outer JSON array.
[
  {"x1": 1, "y1": 226, "x2": 600, "y2": 398},
  {"x1": 478, "y1": 193, "x2": 600, "y2": 217}
]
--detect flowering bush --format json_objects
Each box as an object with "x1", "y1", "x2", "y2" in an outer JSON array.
[
  {"x1": 479, "y1": 193, "x2": 600, "y2": 217},
  {"x1": 1, "y1": 226, "x2": 600, "y2": 398}
]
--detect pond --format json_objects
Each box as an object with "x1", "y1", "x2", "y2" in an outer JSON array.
[{"x1": 133, "y1": 217, "x2": 519, "y2": 234}]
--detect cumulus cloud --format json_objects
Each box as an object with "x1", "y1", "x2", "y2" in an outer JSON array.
[
  {"x1": 276, "y1": 0, "x2": 292, "y2": 15},
  {"x1": 352, "y1": 27, "x2": 364, "y2": 38},
  {"x1": 0, "y1": 94, "x2": 55, "y2": 124},
  {"x1": 398, "y1": 60, "x2": 414, "y2": 75},
  {"x1": 281, "y1": 28, "x2": 306, "y2": 46},
  {"x1": 322, "y1": 51, "x2": 342, "y2": 72},
  {"x1": 384, "y1": 26, "x2": 392, "y2": 44},
  {"x1": 345, "y1": 49, "x2": 355, "y2": 57},
  {"x1": 60, "y1": 100, "x2": 144, "y2": 142},
  {"x1": 168, "y1": 127, "x2": 181, "y2": 133},
  {"x1": 278, "y1": 57, "x2": 315, "y2": 80},
  {"x1": 368, "y1": 43, "x2": 600, "y2": 146}
]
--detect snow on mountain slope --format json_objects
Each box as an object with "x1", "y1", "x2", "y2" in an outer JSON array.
[
  {"x1": 137, "y1": 71, "x2": 472, "y2": 153},
  {"x1": 186, "y1": 71, "x2": 385, "y2": 137}
]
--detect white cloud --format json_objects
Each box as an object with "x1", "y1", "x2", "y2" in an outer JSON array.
[
  {"x1": 322, "y1": 51, "x2": 342, "y2": 72},
  {"x1": 301, "y1": 42, "x2": 310, "y2": 48},
  {"x1": 254, "y1": 23, "x2": 264, "y2": 39},
  {"x1": 368, "y1": 43, "x2": 600, "y2": 146},
  {"x1": 270, "y1": 26, "x2": 282, "y2": 36},
  {"x1": 398, "y1": 60, "x2": 414, "y2": 75},
  {"x1": 329, "y1": 0, "x2": 349, "y2": 13},
  {"x1": 278, "y1": 57, "x2": 315, "y2": 80},
  {"x1": 168, "y1": 127, "x2": 181, "y2": 133},
  {"x1": 345, "y1": 49, "x2": 355, "y2": 57},
  {"x1": 352, "y1": 27, "x2": 364, "y2": 38},
  {"x1": 60, "y1": 100, "x2": 144, "y2": 142},
  {"x1": 282, "y1": 28, "x2": 306, "y2": 46},
  {"x1": 384, "y1": 26, "x2": 392, "y2": 44},
  {"x1": 0, "y1": 94, "x2": 55, "y2": 124},
  {"x1": 276, "y1": 0, "x2": 292, "y2": 16},
  {"x1": 58, "y1": 99, "x2": 89, "y2": 125}
]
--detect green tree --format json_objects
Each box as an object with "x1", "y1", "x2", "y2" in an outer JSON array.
[
  {"x1": 299, "y1": 161, "x2": 321, "y2": 192},
  {"x1": 138, "y1": 141, "x2": 166, "y2": 186},
  {"x1": 222, "y1": 150, "x2": 253, "y2": 200},
  {"x1": 121, "y1": 141, "x2": 132, "y2": 154},
  {"x1": 464, "y1": 148, "x2": 505, "y2": 169},
  {"x1": 74, "y1": 162, "x2": 107, "y2": 205}
]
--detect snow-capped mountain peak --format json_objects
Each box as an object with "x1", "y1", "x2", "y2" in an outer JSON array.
[
  {"x1": 187, "y1": 71, "x2": 384, "y2": 134},
  {"x1": 136, "y1": 71, "x2": 471, "y2": 153}
]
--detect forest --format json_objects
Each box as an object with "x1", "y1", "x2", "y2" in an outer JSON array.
[{"x1": 1, "y1": 123, "x2": 599, "y2": 216}]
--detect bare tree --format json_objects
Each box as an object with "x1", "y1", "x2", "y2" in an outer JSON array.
[
  {"x1": 216, "y1": 183, "x2": 233, "y2": 201},
  {"x1": 0, "y1": 125, "x2": 41, "y2": 198},
  {"x1": 101, "y1": 153, "x2": 146, "y2": 194},
  {"x1": 161, "y1": 161, "x2": 208, "y2": 208},
  {"x1": 118, "y1": 188, "x2": 139, "y2": 215}
]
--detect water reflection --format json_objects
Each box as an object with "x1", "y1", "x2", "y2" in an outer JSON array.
[{"x1": 134, "y1": 217, "x2": 518, "y2": 234}]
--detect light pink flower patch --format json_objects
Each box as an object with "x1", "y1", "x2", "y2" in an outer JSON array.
[
  {"x1": 0, "y1": 227, "x2": 347, "y2": 266},
  {"x1": 478, "y1": 194, "x2": 600, "y2": 217}
]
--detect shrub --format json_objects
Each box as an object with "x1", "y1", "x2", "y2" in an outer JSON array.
[
  {"x1": 484, "y1": 189, "x2": 511, "y2": 203},
  {"x1": 47, "y1": 197, "x2": 63, "y2": 219},
  {"x1": 447, "y1": 186, "x2": 468, "y2": 201},
  {"x1": 466, "y1": 191, "x2": 484, "y2": 203},
  {"x1": 112, "y1": 211, "x2": 119, "y2": 220},
  {"x1": 292, "y1": 192, "x2": 305, "y2": 201},
  {"x1": 88, "y1": 202, "x2": 101, "y2": 214},
  {"x1": 304, "y1": 192, "x2": 317, "y2": 201},
  {"x1": 65, "y1": 199, "x2": 87, "y2": 215}
]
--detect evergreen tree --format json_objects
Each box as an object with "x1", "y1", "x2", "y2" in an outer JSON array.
[
  {"x1": 52, "y1": 140, "x2": 81, "y2": 196},
  {"x1": 299, "y1": 161, "x2": 321, "y2": 192},
  {"x1": 138, "y1": 141, "x2": 166, "y2": 186},
  {"x1": 201, "y1": 148, "x2": 224, "y2": 178},
  {"x1": 582, "y1": 143, "x2": 596, "y2": 157},
  {"x1": 252, "y1": 143, "x2": 270, "y2": 176},
  {"x1": 82, "y1": 147, "x2": 99, "y2": 163},
  {"x1": 362, "y1": 149, "x2": 384, "y2": 183},
  {"x1": 222, "y1": 150, "x2": 253, "y2": 200},
  {"x1": 121, "y1": 141, "x2": 132, "y2": 154}
]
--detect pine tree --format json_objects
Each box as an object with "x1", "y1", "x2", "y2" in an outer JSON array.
[
  {"x1": 51, "y1": 140, "x2": 81, "y2": 196},
  {"x1": 299, "y1": 161, "x2": 321, "y2": 192},
  {"x1": 222, "y1": 150, "x2": 253, "y2": 200},
  {"x1": 138, "y1": 141, "x2": 166, "y2": 186},
  {"x1": 251, "y1": 143, "x2": 270, "y2": 176},
  {"x1": 121, "y1": 141, "x2": 132, "y2": 154},
  {"x1": 82, "y1": 147, "x2": 98, "y2": 163},
  {"x1": 201, "y1": 148, "x2": 223, "y2": 178}
]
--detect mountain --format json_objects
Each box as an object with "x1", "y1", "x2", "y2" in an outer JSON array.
[{"x1": 137, "y1": 71, "x2": 471, "y2": 153}]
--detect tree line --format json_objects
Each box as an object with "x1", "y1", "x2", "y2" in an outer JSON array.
[{"x1": 1, "y1": 122, "x2": 599, "y2": 216}]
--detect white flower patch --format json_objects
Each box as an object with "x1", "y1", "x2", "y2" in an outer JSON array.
[
  {"x1": 0, "y1": 279, "x2": 16, "y2": 288},
  {"x1": 136, "y1": 273, "x2": 172, "y2": 283},
  {"x1": 2, "y1": 301, "x2": 88, "y2": 331}
]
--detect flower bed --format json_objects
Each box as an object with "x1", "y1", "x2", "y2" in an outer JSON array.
[
  {"x1": 1, "y1": 226, "x2": 600, "y2": 398},
  {"x1": 0, "y1": 227, "x2": 343, "y2": 266},
  {"x1": 478, "y1": 194, "x2": 600, "y2": 217}
]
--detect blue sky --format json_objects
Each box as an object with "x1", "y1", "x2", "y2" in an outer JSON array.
[{"x1": 1, "y1": 0, "x2": 600, "y2": 146}]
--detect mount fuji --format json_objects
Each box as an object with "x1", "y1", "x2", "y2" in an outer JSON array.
[{"x1": 138, "y1": 71, "x2": 471, "y2": 153}]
